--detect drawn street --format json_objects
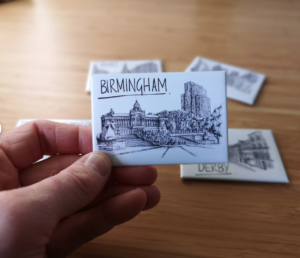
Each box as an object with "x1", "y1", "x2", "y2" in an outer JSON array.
[{"x1": 107, "y1": 134, "x2": 213, "y2": 158}]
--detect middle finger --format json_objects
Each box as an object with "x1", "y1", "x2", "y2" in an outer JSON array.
[{"x1": 19, "y1": 155, "x2": 158, "y2": 186}]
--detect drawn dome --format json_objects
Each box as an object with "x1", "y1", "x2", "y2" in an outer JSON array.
[{"x1": 132, "y1": 100, "x2": 142, "y2": 112}]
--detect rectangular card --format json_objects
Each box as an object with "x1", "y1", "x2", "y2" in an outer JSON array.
[
  {"x1": 181, "y1": 129, "x2": 289, "y2": 183},
  {"x1": 91, "y1": 71, "x2": 228, "y2": 166},
  {"x1": 16, "y1": 119, "x2": 92, "y2": 127},
  {"x1": 16, "y1": 119, "x2": 92, "y2": 163},
  {"x1": 185, "y1": 57, "x2": 266, "y2": 105},
  {"x1": 86, "y1": 60, "x2": 163, "y2": 92}
]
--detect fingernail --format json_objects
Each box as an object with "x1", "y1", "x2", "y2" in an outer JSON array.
[{"x1": 84, "y1": 153, "x2": 110, "y2": 177}]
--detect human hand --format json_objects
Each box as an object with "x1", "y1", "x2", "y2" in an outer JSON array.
[{"x1": 0, "y1": 120, "x2": 160, "y2": 258}]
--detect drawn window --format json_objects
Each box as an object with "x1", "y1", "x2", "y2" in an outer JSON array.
[
  {"x1": 253, "y1": 152, "x2": 257, "y2": 159},
  {"x1": 135, "y1": 115, "x2": 142, "y2": 126}
]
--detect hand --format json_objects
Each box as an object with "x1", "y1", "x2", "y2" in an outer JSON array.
[{"x1": 0, "y1": 120, "x2": 160, "y2": 258}]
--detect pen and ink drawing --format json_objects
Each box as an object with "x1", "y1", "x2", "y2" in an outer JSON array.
[
  {"x1": 96, "y1": 81, "x2": 223, "y2": 158},
  {"x1": 93, "y1": 61, "x2": 159, "y2": 74},
  {"x1": 93, "y1": 65, "x2": 109, "y2": 74},
  {"x1": 190, "y1": 58, "x2": 210, "y2": 72},
  {"x1": 121, "y1": 62, "x2": 159, "y2": 73},
  {"x1": 195, "y1": 131, "x2": 273, "y2": 176},
  {"x1": 228, "y1": 131, "x2": 273, "y2": 170},
  {"x1": 190, "y1": 58, "x2": 259, "y2": 94}
]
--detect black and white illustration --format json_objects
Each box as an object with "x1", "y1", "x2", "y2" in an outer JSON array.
[
  {"x1": 91, "y1": 72, "x2": 228, "y2": 166},
  {"x1": 186, "y1": 57, "x2": 266, "y2": 105},
  {"x1": 86, "y1": 60, "x2": 162, "y2": 92},
  {"x1": 181, "y1": 129, "x2": 289, "y2": 183},
  {"x1": 228, "y1": 131, "x2": 273, "y2": 171},
  {"x1": 97, "y1": 86, "x2": 222, "y2": 152}
]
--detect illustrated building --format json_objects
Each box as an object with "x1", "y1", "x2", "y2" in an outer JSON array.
[
  {"x1": 121, "y1": 62, "x2": 159, "y2": 73},
  {"x1": 93, "y1": 65, "x2": 108, "y2": 74},
  {"x1": 100, "y1": 82, "x2": 212, "y2": 137},
  {"x1": 228, "y1": 131, "x2": 273, "y2": 170},
  {"x1": 100, "y1": 100, "x2": 167, "y2": 136},
  {"x1": 181, "y1": 81, "x2": 211, "y2": 118}
]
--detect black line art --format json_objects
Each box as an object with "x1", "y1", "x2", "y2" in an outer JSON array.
[
  {"x1": 98, "y1": 93, "x2": 166, "y2": 100},
  {"x1": 179, "y1": 146, "x2": 197, "y2": 157},
  {"x1": 228, "y1": 131, "x2": 273, "y2": 170},
  {"x1": 122, "y1": 62, "x2": 159, "y2": 73},
  {"x1": 116, "y1": 146, "x2": 162, "y2": 155},
  {"x1": 195, "y1": 131, "x2": 274, "y2": 176},
  {"x1": 194, "y1": 131, "x2": 273, "y2": 176},
  {"x1": 161, "y1": 148, "x2": 170, "y2": 158},
  {"x1": 195, "y1": 173, "x2": 232, "y2": 176},
  {"x1": 93, "y1": 65, "x2": 109, "y2": 75},
  {"x1": 93, "y1": 62, "x2": 159, "y2": 75},
  {"x1": 96, "y1": 81, "x2": 223, "y2": 158},
  {"x1": 190, "y1": 58, "x2": 210, "y2": 72},
  {"x1": 197, "y1": 163, "x2": 230, "y2": 174},
  {"x1": 190, "y1": 58, "x2": 259, "y2": 94}
]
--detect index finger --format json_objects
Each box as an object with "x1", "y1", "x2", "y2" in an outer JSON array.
[{"x1": 0, "y1": 120, "x2": 93, "y2": 169}]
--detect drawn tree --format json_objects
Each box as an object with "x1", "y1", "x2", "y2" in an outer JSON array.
[
  {"x1": 167, "y1": 121, "x2": 176, "y2": 133},
  {"x1": 173, "y1": 111, "x2": 185, "y2": 133},
  {"x1": 190, "y1": 118, "x2": 198, "y2": 132},
  {"x1": 198, "y1": 118, "x2": 205, "y2": 131},
  {"x1": 203, "y1": 105, "x2": 223, "y2": 144},
  {"x1": 207, "y1": 124, "x2": 222, "y2": 144},
  {"x1": 202, "y1": 131, "x2": 209, "y2": 141}
]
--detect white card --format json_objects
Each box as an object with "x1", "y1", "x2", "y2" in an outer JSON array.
[
  {"x1": 16, "y1": 119, "x2": 92, "y2": 127},
  {"x1": 86, "y1": 60, "x2": 163, "y2": 93},
  {"x1": 181, "y1": 129, "x2": 288, "y2": 183},
  {"x1": 185, "y1": 57, "x2": 266, "y2": 105},
  {"x1": 16, "y1": 119, "x2": 92, "y2": 163},
  {"x1": 91, "y1": 71, "x2": 228, "y2": 166}
]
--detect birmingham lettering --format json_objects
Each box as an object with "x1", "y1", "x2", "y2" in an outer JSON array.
[{"x1": 100, "y1": 78, "x2": 167, "y2": 96}]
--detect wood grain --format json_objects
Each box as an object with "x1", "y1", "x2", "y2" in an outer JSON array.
[{"x1": 0, "y1": 0, "x2": 300, "y2": 257}]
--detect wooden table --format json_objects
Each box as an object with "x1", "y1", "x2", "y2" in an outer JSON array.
[{"x1": 1, "y1": 0, "x2": 300, "y2": 257}]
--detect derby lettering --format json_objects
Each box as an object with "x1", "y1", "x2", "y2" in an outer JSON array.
[{"x1": 198, "y1": 163, "x2": 229, "y2": 173}]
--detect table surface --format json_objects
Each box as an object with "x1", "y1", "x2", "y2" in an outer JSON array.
[{"x1": 1, "y1": 0, "x2": 300, "y2": 257}]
